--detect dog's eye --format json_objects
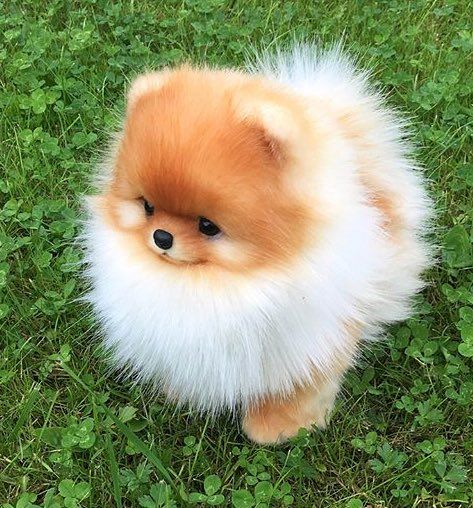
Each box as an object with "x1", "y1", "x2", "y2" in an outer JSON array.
[
  {"x1": 143, "y1": 199, "x2": 154, "y2": 216},
  {"x1": 199, "y1": 217, "x2": 221, "y2": 236}
]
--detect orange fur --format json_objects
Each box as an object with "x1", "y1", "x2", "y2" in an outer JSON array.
[{"x1": 243, "y1": 385, "x2": 331, "y2": 444}]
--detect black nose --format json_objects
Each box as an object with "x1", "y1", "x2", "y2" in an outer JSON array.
[{"x1": 153, "y1": 229, "x2": 173, "y2": 250}]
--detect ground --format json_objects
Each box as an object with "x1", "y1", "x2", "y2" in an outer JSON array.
[{"x1": 0, "y1": 1, "x2": 472, "y2": 507}]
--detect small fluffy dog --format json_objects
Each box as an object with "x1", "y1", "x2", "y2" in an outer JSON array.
[{"x1": 84, "y1": 46, "x2": 432, "y2": 443}]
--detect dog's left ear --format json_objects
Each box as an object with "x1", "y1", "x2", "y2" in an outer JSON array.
[{"x1": 126, "y1": 71, "x2": 171, "y2": 113}]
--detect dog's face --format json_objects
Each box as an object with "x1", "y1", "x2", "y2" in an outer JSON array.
[{"x1": 91, "y1": 67, "x2": 322, "y2": 274}]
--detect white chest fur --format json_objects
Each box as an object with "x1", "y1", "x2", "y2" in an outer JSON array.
[{"x1": 84, "y1": 199, "x2": 397, "y2": 412}]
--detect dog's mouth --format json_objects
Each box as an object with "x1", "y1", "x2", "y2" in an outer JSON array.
[
  {"x1": 158, "y1": 251, "x2": 202, "y2": 266},
  {"x1": 159, "y1": 252, "x2": 183, "y2": 264}
]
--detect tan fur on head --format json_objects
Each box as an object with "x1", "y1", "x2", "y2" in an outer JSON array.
[{"x1": 106, "y1": 66, "x2": 320, "y2": 271}]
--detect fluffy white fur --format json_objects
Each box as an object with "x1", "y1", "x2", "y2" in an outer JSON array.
[{"x1": 83, "y1": 46, "x2": 432, "y2": 413}]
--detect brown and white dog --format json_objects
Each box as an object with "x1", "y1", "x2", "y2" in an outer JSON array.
[{"x1": 83, "y1": 46, "x2": 432, "y2": 443}]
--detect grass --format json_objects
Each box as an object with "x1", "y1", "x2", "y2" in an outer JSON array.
[{"x1": 0, "y1": 0, "x2": 472, "y2": 506}]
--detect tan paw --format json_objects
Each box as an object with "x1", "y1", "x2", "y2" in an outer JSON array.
[
  {"x1": 242, "y1": 407, "x2": 312, "y2": 444},
  {"x1": 242, "y1": 380, "x2": 340, "y2": 444}
]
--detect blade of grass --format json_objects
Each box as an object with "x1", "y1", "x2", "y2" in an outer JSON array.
[
  {"x1": 105, "y1": 433, "x2": 123, "y2": 508},
  {"x1": 107, "y1": 409, "x2": 177, "y2": 487},
  {"x1": 8, "y1": 383, "x2": 40, "y2": 442}
]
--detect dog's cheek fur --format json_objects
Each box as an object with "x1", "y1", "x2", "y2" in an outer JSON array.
[{"x1": 114, "y1": 199, "x2": 147, "y2": 229}]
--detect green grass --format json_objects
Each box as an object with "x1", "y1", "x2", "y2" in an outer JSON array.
[{"x1": 0, "y1": 0, "x2": 472, "y2": 506}]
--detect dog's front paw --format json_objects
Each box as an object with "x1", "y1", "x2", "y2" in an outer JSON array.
[
  {"x1": 242, "y1": 406, "x2": 309, "y2": 444},
  {"x1": 242, "y1": 380, "x2": 341, "y2": 444}
]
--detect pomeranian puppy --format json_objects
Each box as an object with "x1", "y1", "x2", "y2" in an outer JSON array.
[{"x1": 83, "y1": 46, "x2": 432, "y2": 444}]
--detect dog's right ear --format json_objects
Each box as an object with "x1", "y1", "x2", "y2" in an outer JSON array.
[
  {"x1": 126, "y1": 71, "x2": 170, "y2": 113},
  {"x1": 231, "y1": 84, "x2": 305, "y2": 167}
]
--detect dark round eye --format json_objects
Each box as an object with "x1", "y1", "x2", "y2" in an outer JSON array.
[
  {"x1": 143, "y1": 199, "x2": 154, "y2": 216},
  {"x1": 199, "y1": 216, "x2": 221, "y2": 236}
]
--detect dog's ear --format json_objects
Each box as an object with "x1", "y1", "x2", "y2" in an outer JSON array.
[
  {"x1": 232, "y1": 86, "x2": 302, "y2": 164},
  {"x1": 126, "y1": 71, "x2": 170, "y2": 112}
]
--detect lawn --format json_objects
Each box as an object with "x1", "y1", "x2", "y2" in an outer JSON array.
[{"x1": 0, "y1": 1, "x2": 472, "y2": 506}]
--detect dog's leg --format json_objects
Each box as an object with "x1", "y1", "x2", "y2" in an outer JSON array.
[{"x1": 242, "y1": 369, "x2": 346, "y2": 444}]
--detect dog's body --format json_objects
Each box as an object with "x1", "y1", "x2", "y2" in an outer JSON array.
[{"x1": 84, "y1": 46, "x2": 432, "y2": 443}]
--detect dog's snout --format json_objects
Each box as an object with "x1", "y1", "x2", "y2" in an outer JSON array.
[{"x1": 153, "y1": 229, "x2": 173, "y2": 250}]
